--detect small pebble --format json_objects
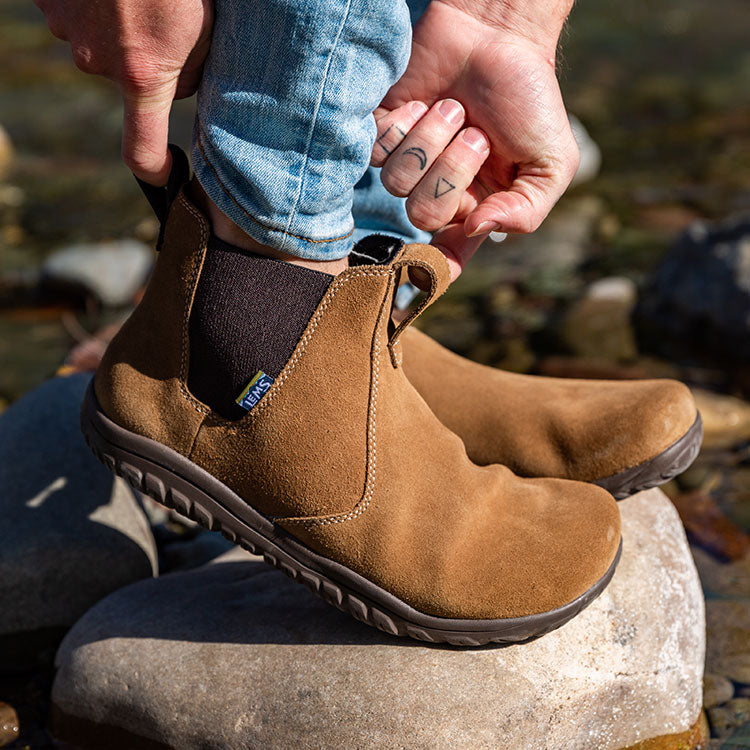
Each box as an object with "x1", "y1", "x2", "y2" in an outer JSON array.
[
  {"x1": 706, "y1": 600, "x2": 750, "y2": 685},
  {"x1": 0, "y1": 124, "x2": 13, "y2": 180},
  {"x1": 584, "y1": 276, "x2": 637, "y2": 305},
  {"x1": 703, "y1": 672, "x2": 735, "y2": 708},
  {"x1": 707, "y1": 698, "x2": 750, "y2": 737},
  {"x1": 0, "y1": 702, "x2": 20, "y2": 747},
  {"x1": 692, "y1": 389, "x2": 750, "y2": 451}
]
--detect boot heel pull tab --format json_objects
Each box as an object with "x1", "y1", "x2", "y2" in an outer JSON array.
[
  {"x1": 134, "y1": 144, "x2": 191, "y2": 251},
  {"x1": 388, "y1": 243, "x2": 451, "y2": 361}
]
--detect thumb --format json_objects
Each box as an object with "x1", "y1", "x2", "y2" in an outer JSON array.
[
  {"x1": 463, "y1": 148, "x2": 580, "y2": 237},
  {"x1": 462, "y1": 177, "x2": 560, "y2": 237},
  {"x1": 121, "y1": 78, "x2": 178, "y2": 186},
  {"x1": 430, "y1": 222, "x2": 488, "y2": 281}
]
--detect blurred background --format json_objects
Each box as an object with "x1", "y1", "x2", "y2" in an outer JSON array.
[
  {"x1": 0, "y1": 0, "x2": 749, "y2": 746},
  {"x1": 1, "y1": 0, "x2": 749, "y2": 399}
]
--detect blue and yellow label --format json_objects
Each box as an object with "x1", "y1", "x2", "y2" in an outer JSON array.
[{"x1": 236, "y1": 370, "x2": 274, "y2": 411}]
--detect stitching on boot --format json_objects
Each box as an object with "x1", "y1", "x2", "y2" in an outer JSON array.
[
  {"x1": 281, "y1": 273, "x2": 394, "y2": 529},
  {"x1": 210, "y1": 267, "x2": 394, "y2": 432},
  {"x1": 388, "y1": 253, "x2": 449, "y2": 353},
  {"x1": 389, "y1": 340, "x2": 403, "y2": 368}
]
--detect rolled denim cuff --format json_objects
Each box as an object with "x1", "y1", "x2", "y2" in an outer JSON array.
[
  {"x1": 192, "y1": 0, "x2": 412, "y2": 262},
  {"x1": 193, "y1": 125, "x2": 355, "y2": 260}
]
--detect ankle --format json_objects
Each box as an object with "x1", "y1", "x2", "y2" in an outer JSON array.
[{"x1": 191, "y1": 182, "x2": 350, "y2": 276}]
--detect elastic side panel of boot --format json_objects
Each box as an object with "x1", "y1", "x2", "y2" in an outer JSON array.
[{"x1": 187, "y1": 237, "x2": 333, "y2": 420}]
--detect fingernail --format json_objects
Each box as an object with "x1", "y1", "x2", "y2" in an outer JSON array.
[
  {"x1": 438, "y1": 98, "x2": 464, "y2": 125},
  {"x1": 468, "y1": 220, "x2": 502, "y2": 237},
  {"x1": 411, "y1": 101, "x2": 429, "y2": 118},
  {"x1": 462, "y1": 128, "x2": 489, "y2": 154}
]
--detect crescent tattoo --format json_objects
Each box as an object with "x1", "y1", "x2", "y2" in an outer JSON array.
[{"x1": 403, "y1": 147, "x2": 427, "y2": 170}]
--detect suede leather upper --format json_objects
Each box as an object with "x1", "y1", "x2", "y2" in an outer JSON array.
[
  {"x1": 94, "y1": 188, "x2": 622, "y2": 622},
  {"x1": 95, "y1": 192, "x2": 208, "y2": 456},
  {"x1": 401, "y1": 327, "x2": 697, "y2": 482}
]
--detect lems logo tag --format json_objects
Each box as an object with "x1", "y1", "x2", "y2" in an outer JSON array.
[{"x1": 236, "y1": 371, "x2": 274, "y2": 412}]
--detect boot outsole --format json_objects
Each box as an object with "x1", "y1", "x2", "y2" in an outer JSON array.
[
  {"x1": 81, "y1": 382, "x2": 621, "y2": 647},
  {"x1": 594, "y1": 414, "x2": 703, "y2": 500}
]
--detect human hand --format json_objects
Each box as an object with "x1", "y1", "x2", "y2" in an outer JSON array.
[
  {"x1": 375, "y1": 0, "x2": 579, "y2": 279},
  {"x1": 371, "y1": 98, "x2": 491, "y2": 236},
  {"x1": 34, "y1": 0, "x2": 213, "y2": 185}
]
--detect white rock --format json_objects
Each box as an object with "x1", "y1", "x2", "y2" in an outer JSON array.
[
  {"x1": 42, "y1": 239, "x2": 152, "y2": 306},
  {"x1": 585, "y1": 276, "x2": 638, "y2": 306},
  {"x1": 51, "y1": 489, "x2": 703, "y2": 749},
  {"x1": 569, "y1": 114, "x2": 602, "y2": 187}
]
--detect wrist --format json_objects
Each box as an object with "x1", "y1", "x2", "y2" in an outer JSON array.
[{"x1": 434, "y1": 0, "x2": 572, "y2": 55}]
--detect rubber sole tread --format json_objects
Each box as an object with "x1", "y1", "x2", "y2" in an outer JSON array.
[{"x1": 594, "y1": 413, "x2": 703, "y2": 500}]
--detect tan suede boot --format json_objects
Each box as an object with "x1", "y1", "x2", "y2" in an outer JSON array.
[
  {"x1": 400, "y1": 329, "x2": 702, "y2": 500},
  {"x1": 81, "y1": 182, "x2": 621, "y2": 645}
]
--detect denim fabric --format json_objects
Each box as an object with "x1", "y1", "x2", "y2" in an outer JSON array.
[
  {"x1": 351, "y1": 167, "x2": 431, "y2": 248},
  {"x1": 193, "y1": 0, "x2": 415, "y2": 259},
  {"x1": 352, "y1": 0, "x2": 431, "y2": 251}
]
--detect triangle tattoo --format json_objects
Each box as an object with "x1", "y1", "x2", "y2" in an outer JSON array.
[{"x1": 434, "y1": 177, "x2": 456, "y2": 198}]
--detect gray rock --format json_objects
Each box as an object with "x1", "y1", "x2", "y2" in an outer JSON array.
[
  {"x1": 41, "y1": 239, "x2": 152, "y2": 307},
  {"x1": 0, "y1": 375, "x2": 157, "y2": 660},
  {"x1": 51, "y1": 489, "x2": 703, "y2": 750},
  {"x1": 691, "y1": 389, "x2": 750, "y2": 451},
  {"x1": 706, "y1": 599, "x2": 750, "y2": 685},
  {"x1": 716, "y1": 720, "x2": 750, "y2": 747},
  {"x1": 691, "y1": 546, "x2": 750, "y2": 598},
  {"x1": 158, "y1": 528, "x2": 236, "y2": 573},
  {"x1": 635, "y1": 213, "x2": 750, "y2": 363},
  {"x1": 707, "y1": 698, "x2": 750, "y2": 738},
  {"x1": 561, "y1": 294, "x2": 638, "y2": 361},
  {"x1": 704, "y1": 672, "x2": 735, "y2": 709}
]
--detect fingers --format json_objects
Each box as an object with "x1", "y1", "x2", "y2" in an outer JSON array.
[
  {"x1": 463, "y1": 133, "x2": 581, "y2": 236},
  {"x1": 377, "y1": 98, "x2": 489, "y2": 231},
  {"x1": 34, "y1": 0, "x2": 69, "y2": 41},
  {"x1": 121, "y1": 79, "x2": 179, "y2": 186},
  {"x1": 370, "y1": 101, "x2": 429, "y2": 167},
  {"x1": 430, "y1": 222, "x2": 488, "y2": 282},
  {"x1": 404, "y1": 127, "x2": 490, "y2": 232},
  {"x1": 380, "y1": 98, "x2": 465, "y2": 195}
]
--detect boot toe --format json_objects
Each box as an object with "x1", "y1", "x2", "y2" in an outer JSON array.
[{"x1": 510, "y1": 478, "x2": 621, "y2": 618}]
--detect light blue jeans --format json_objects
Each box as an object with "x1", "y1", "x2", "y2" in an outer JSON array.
[{"x1": 193, "y1": 0, "x2": 431, "y2": 260}]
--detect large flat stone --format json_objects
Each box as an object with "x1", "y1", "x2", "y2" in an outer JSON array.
[
  {"x1": 0, "y1": 375, "x2": 157, "y2": 663},
  {"x1": 51, "y1": 489, "x2": 704, "y2": 750}
]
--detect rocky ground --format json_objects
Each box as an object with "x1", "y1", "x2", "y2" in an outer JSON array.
[{"x1": 1, "y1": 0, "x2": 749, "y2": 747}]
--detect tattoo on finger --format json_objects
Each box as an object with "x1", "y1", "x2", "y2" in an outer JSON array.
[
  {"x1": 434, "y1": 177, "x2": 455, "y2": 198},
  {"x1": 376, "y1": 125, "x2": 393, "y2": 155},
  {"x1": 376, "y1": 124, "x2": 407, "y2": 156},
  {"x1": 403, "y1": 146, "x2": 427, "y2": 170}
]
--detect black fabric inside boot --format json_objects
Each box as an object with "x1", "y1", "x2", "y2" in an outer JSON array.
[
  {"x1": 349, "y1": 234, "x2": 403, "y2": 266},
  {"x1": 188, "y1": 237, "x2": 334, "y2": 420}
]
